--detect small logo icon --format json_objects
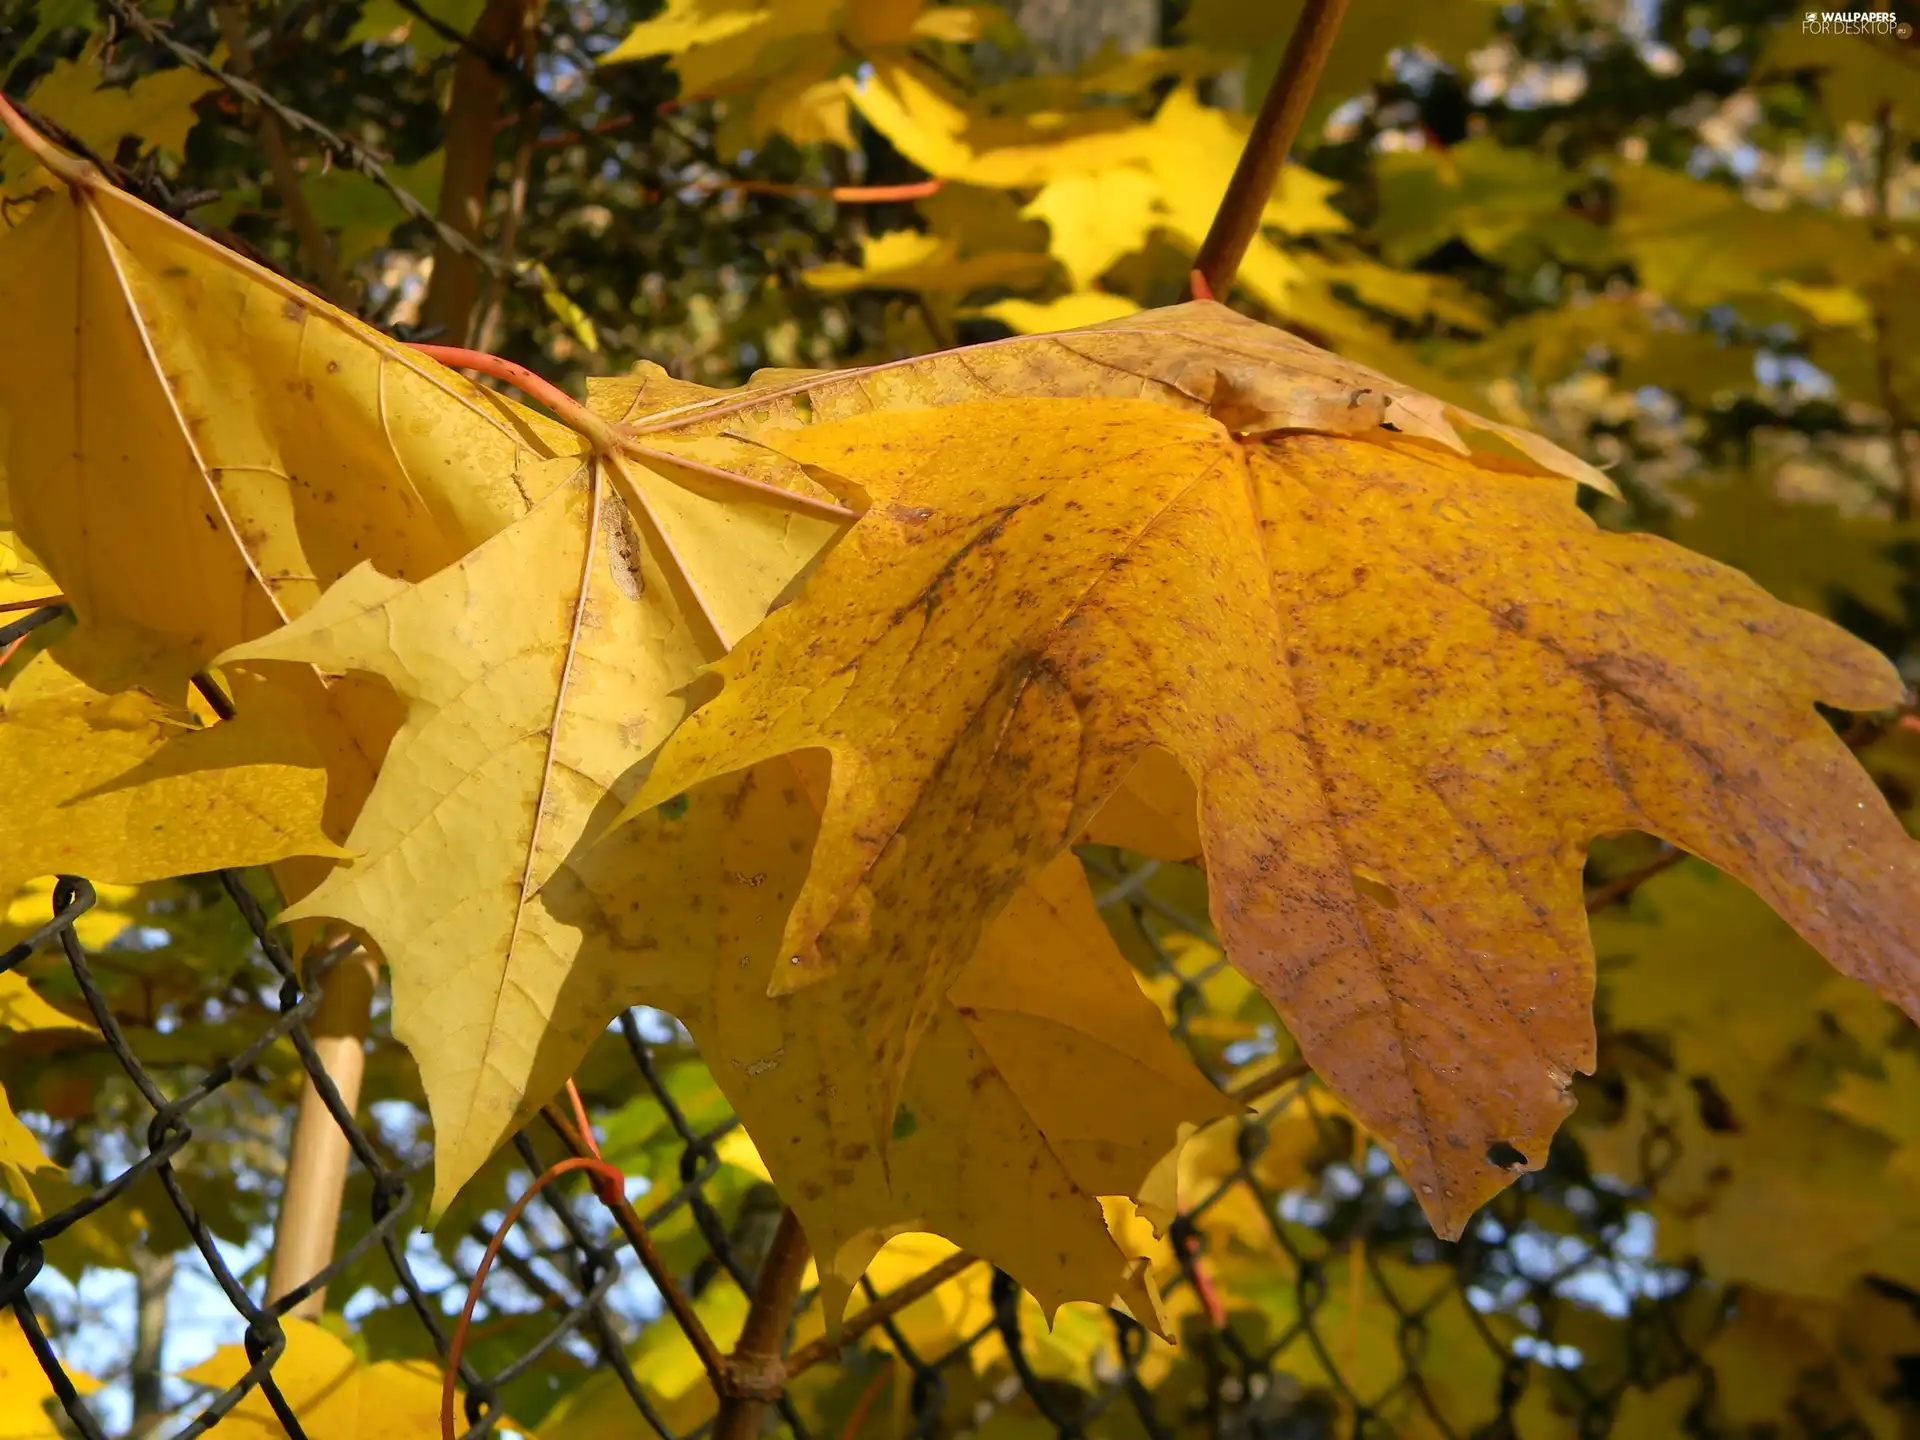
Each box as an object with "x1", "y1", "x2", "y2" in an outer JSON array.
[{"x1": 1801, "y1": 8, "x2": 1908, "y2": 34}]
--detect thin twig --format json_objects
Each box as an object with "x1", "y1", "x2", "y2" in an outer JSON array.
[
  {"x1": 440, "y1": 1155, "x2": 623, "y2": 1440},
  {"x1": 211, "y1": 0, "x2": 349, "y2": 303},
  {"x1": 687, "y1": 175, "x2": 943, "y2": 203},
  {"x1": 96, "y1": 0, "x2": 552, "y2": 302},
  {"x1": 1192, "y1": 0, "x2": 1349, "y2": 299},
  {"x1": 1228, "y1": 1056, "x2": 1312, "y2": 1105},
  {"x1": 1581, "y1": 847, "x2": 1686, "y2": 914},
  {"x1": 833, "y1": 1367, "x2": 891, "y2": 1440},
  {"x1": 782, "y1": 1250, "x2": 982, "y2": 1377},
  {"x1": 471, "y1": 1, "x2": 544, "y2": 353},
  {"x1": 539, "y1": 1103, "x2": 732, "y2": 1396},
  {"x1": 712, "y1": 1209, "x2": 812, "y2": 1440},
  {"x1": 1868, "y1": 103, "x2": 1918, "y2": 519},
  {"x1": 405, "y1": 343, "x2": 619, "y2": 446}
]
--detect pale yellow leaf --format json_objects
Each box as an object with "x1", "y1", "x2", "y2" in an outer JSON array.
[
  {"x1": 0, "y1": 972, "x2": 93, "y2": 1036},
  {"x1": 803, "y1": 228, "x2": 1051, "y2": 295},
  {"x1": 0, "y1": 1313, "x2": 98, "y2": 1439},
  {"x1": 1021, "y1": 169, "x2": 1160, "y2": 290},
  {"x1": 0, "y1": 641, "x2": 350, "y2": 893},
  {"x1": 182, "y1": 1317, "x2": 515, "y2": 1437},
  {"x1": 978, "y1": 292, "x2": 1142, "y2": 333},
  {"x1": 0, "y1": 46, "x2": 215, "y2": 203},
  {"x1": 0, "y1": 128, "x2": 587, "y2": 896}
]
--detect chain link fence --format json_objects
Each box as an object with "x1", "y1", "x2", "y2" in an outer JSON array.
[{"x1": 0, "y1": 798, "x2": 1733, "y2": 1440}]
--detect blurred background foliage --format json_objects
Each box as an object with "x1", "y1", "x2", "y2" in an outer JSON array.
[{"x1": 2, "y1": 0, "x2": 1919, "y2": 1435}]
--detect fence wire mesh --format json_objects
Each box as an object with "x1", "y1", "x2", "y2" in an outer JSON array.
[{"x1": 0, "y1": 804, "x2": 1732, "y2": 1440}]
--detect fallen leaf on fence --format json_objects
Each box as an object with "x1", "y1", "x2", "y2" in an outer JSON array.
[
  {"x1": 182, "y1": 1317, "x2": 527, "y2": 1437},
  {"x1": 628, "y1": 395, "x2": 1920, "y2": 1237}
]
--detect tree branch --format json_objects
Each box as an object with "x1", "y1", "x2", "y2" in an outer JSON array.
[
  {"x1": 1869, "y1": 103, "x2": 1918, "y2": 519},
  {"x1": 472, "y1": 0, "x2": 544, "y2": 353},
  {"x1": 1227, "y1": 1055, "x2": 1312, "y2": 1105},
  {"x1": 712, "y1": 1209, "x2": 811, "y2": 1440},
  {"x1": 783, "y1": 1250, "x2": 982, "y2": 1377},
  {"x1": 1192, "y1": 0, "x2": 1349, "y2": 300},
  {"x1": 538, "y1": 1103, "x2": 731, "y2": 1396},
  {"x1": 212, "y1": 0, "x2": 349, "y2": 304},
  {"x1": 1581, "y1": 847, "x2": 1686, "y2": 913}
]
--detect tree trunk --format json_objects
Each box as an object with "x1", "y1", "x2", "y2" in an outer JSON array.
[
  {"x1": 127, "y1": 1245, "x2": 174, "y2": 1438},
  {"x1": 419, "y1": 0, "x2": 534, "y2": 345}
]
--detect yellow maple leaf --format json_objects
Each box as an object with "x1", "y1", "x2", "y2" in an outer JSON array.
[
  {"x1": 2, "y1": 877, "x2": 147, "y2": 954},
  {"x1": 786, "y1": 1230, "x2": 1123, "y2": 1388},
  {"x1": 624, "y1": 796, "x2": 1231, "y2": 1319},
  {"x1": 1826, "y1": 1049, "x2": 1920, "y2": 1188},
  {"x1": 802, "y1": 228, "x2": 1052, "y2": 296},
  {"x1": 846, "y1": 56, "x2": 1148, "y2": 190},
  {"x1": 0, "y1": 641, "x2": 350, "y2": 892},
  {"x1": 1587, "y1": 1076, "x2": 1920, "y2": 1301},
  {"x1": 215, "y1": 434, "x2": 841, "y2": 1210},
  {"x1": 203, "y1": 360, "x2": 1225, "y2": 1314},
  {"x1": 1136, "y1": 86, "x2": 1349, "y2": 245},
  {"x1": 0, "y1": 972, "x2": 92, "y2": 1038},
  {"x1": 180, "y1": 1317, "x2": 524, "y2": 1436},
  {"x1": 1372, "y1": 139, "x2": 1606, "y2": 270},
  {"x1": 200, "y1": 350, "x2": 867, "y2": 1217},
  {"x1": 977, "y1": 292, "x2": 1143, "y2": 333},
  {"x1": 1578, "y1": 860, "x2": 1920, "y2": 1301},
  {"x1": 0, "y1": 114, "x2": 589, "y2": 896},
  {"x1": 846, "y1": 74, "x2": 1342, "y2": 312},
  {"x1": 0, "y1": 961, "x2": 93, "y2": 1221},
  {"x1": 0, "y1": 1313, "x2": 99, "y2": 1439},
  {"x1": 1020, "y1": 169, "x2": 1161, "y2": 291},
  {"x1": 1606, "y1": 160, "x2": 1896, "y2": 310},
  {"x1": 1668, "y1": 473, "x2": 1917, "y2": 621},
  {"x1": 1590, "y1": 861, "x2": 1852, "y2": 1100},
  {"x1": 0, "y1": 44, "x2": 215, "y2": 204},
  {"x1": 601, "y1": 0, "x2": 959, "y2": 156},
  {"x1": 625, "y1": 380, "x2": 1917, "y2": 1239}
]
